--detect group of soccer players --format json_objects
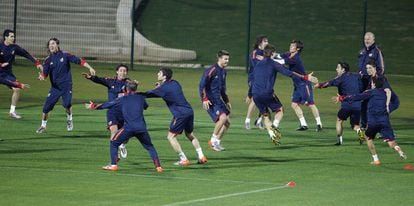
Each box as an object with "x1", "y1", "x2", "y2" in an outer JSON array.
[
  {"x1": 243, "y1": 32, "x2": 406, "y2": 165},
  {"x1": 1, "y1": 28, "x2": 407, "y2": 171}
]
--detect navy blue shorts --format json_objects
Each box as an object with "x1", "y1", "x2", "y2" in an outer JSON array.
[
  {"x1": 42, "y1": 84, "x2": 72, "y2": 113},
  {"x1": 291, "y1": 82, "x2": 315, "y2": 105},
  {"x1": 169, "y1": 114, "x2": 194, "y2": 134},
  {"x1": 0, "y1": 73, "x2": 17, "y2": 89},
  {"x1": 365, "y1": 121, "x2": 395, "y2": 141},
  {"x1": 337, "y1": 107, "x2": 361, "y2": 127},
  {"x1": 106, "y1": 106, "x2": 124, "y2": 128},
  {"x1": 253, "y1": 93, "x2": 283, "y2": 115},
  {"x1": 206, "y1": 102, "x2": 230, "y2": 122}
]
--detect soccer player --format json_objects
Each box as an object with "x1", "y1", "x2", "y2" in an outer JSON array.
[
  {"x1": 82, "y1": 64, "x2": 129, "y2": 158},
  {"x1": 245, "y1": 35, "x2": 268, "y2": 130},
  {"x1": 142, "y1": 68, "x2": 207, "y2": 166},
  {"x1": 85, "y1": 81, "x2": 163, "y2": 173},
  {"x1": 338, "y1": 77, "x2": 406, "y2": 165},
  {"x1": 36, "y1": 37, "x2": 96, "y2": 133},
  {"x1": 252, "y1": 44, "x2": 318, "y2": 145},
  {"x1": 315, "y1": 62, "x2": 364, "y2": 145},
  {"x1": 357, "y1": 32, "x2": 385, "y2": 129},
  {"x1": 281, "y1": 40, "x2": 322, "y2": 132},
  {"x1": 0, "y1": 29, "x2": 42, "y2": 119},
  {"x1": 199, "y1": 50, "x2": 231, "y2": 152},
  {"x1": 365, "y1": 59, "x2": 399, "y2": 114}
]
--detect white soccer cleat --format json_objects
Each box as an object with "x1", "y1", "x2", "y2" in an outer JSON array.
[
  {"x1": 67, "y1": 120, "x2": 73, "y2": 131},
  {"x1": 118, "y1": 143, "x2": 127, "y2": 158},
  {"x1": 245, "y1": 120, "x2": 251, "y2": 130},
  {"x1": 208, "y1": 140, "x2": 225, "y2": 152},
  {"x1": 36, "y1": 126, "x2": 46, "y2": 134},
  {"x1": 9, "y1": 112, "x2": 22, "y2": 119}
]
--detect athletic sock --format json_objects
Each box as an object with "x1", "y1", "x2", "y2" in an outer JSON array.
[
  {"x1": 67, "y1": 113, "x2": 73, "y2": 121},
  {"x1": 315, "y1": 117, "x2": 322, "y2": 125},
  {"x1": 196, "y1": 148, "x2": 204, "y2": 159},
  {"x1": 273, "y1": 119, "x2": 280, "y2": 128},
  {"x1": 41, "y1": 120, "x2": 47, "y2": 127},
  {"x1": 372, "y1": 154, "x2": 379, "y2": 162},
  {"x1": 299, "y1": 117, "x2": 307, "y2": 126},
  {"x1": 178, "y1": 152, "x2": 187, "y2": 161},
  {"x1": 10, "y1": 105, "x2": 16, "y2": 113}
]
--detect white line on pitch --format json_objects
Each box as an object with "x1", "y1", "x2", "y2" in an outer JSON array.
[{"x1": 164, "y1": 185, "x2": 289, "y2": 206}]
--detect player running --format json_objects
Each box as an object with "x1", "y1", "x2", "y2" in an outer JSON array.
[
  {"x1": 142, "y1": 68, "x2": 207, "y2": 166},
  {"x1": 0, "y1": 29, "x2": 42, "y2": 119},
  {"x1": 85, "y1": 81, "x2": 163, "y2": 173}
]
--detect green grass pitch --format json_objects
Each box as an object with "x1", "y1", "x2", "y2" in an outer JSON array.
[{"x1": 1, "y1": 62, "x2": 413, "y2": 205}]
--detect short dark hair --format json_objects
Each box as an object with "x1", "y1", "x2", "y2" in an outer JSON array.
[
  {"x1": 338, "y1": 61, "x2": 350, "y2": 72},
  {"x1": 253, "y1": 35, "x2": 268, "y2": 49},
  {"x1": 217, "y1": 50, "x2": 230, "y2": 58},
  {"x1": 160, "y1": 67, "x2": 173, "y2": 80},
  {"x1": 263, "y1": 44, "x2": 276, "y2": 58},
  {"x1": 116, "y1": 64, "x2": 129, "y2": 72},
  {"x1": 373, "y1": 76, "x2": 384, "y2": 88},
  {"x1": 126, "y1": 81, "x2": 138, "y2": 92},
  {"x1": 3, "y1": 29, "x2": 14, "y2": 40},
  {"x1": 291, "y1": 40, "x2": 304, "y2": 53},
  {"x1": 366, "y1": 58, "x2": 377, "y2": 68}
]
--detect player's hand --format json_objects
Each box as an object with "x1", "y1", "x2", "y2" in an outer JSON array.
[
  {"x1": 202, "y1": 99, "x2": 212, "y2": 110},
  {"x1": 85, "y1": 101, "x2": 97, "y2": 110},
  {"x1": 1, "y1": 62, "x2": 9, "y2": 68},
  {"x1": 306, "y1": 72, "x2": 319, "y2": 84},
  {"x1": 89, "y1": 68, "x2": 96, "y2": 76},
  {"x1": 314, "y1": 83, "x2": 321, "y2": 89},
  {"x1": 154, "y1": 81, "x2": 161, "y2": 88},
  {"x1": 81, "y1": 72, "x2": 92, "y2": 79},
  {"x1": 226, "y1": 102, "x2": 232, "y2": 110},
  {"x1": 245, "y1": 96, "x2": 252, "y2": 104},
  {"x1": 332, "y1": 94, "x2": 343, "y2": 104}
]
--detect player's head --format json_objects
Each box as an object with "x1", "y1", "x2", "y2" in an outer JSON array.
[
  {"x1": 290, "y1": 40, "x2": 304, "y2": 53},
  {"x1": 253, "y1": 35, "x2": 268, "y2": 50},
  {"x1": 217, "y1": 50, "x2": 230, "y2": 68},
  {"x1": 372, "y1": 76, "x2": 384, "y2": 88},
  {"x1": 126, "y1": 80, "x2": 138, "y2": 92},
  {"x1": 116, "y1": 64, "x2": 128, "y2": 80},
  {"x1": 3, "y1": 29, "x2": 15, "y2": 44},
  {"x1": 47, "y1": 37, "x2": 60, "y2": 54},
  {"x1": 337, "y1": 61, "x2": 350, "y2": 75},
  {"x1": 158, "y1": 67, "x2": 173, "y2": 81},
  {"x1": 366, "y1": 58, "x2": 377, "y2": 76},
  {"x1": 263, "y1": 44, "x2": 276, "y2": 58},
  {"x1": 364, "y1": 32, "x2": 375, "y2": 48}
]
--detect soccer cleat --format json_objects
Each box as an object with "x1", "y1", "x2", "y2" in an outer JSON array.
[
  {"x1": 67, "y1": 120, "x2": 73, "y2": 131},
  {"x1": 316, "y1": 125, "x2": 322, "y2": 132},
  {"x1": 119, "y1": 143, "x2": 127, "y2": 158},
  {"x1": 9, "y1": 112, "x2": 22, "y2": 119},
  {"x1": 357, "y1": 129, "x2": 365, "y2": 145},
  {"x1": 156, "y1": 167, "x2": 164, "y2": 173},
  {"x1": 102, "y1": 164, "x2": 118, "y2": 171},
  {"x1": 270, "y1": 126, "x2": 282, "y2": 145},
  {"x1": 255, "y1": 118, "x2": 264, "y2": 129},
  {"x1": 334, "y1": 141, "x2": 342, "y2": 146},
  {"x1": 296, "y1": 125, "x2": 308, "y2": 131},
  {"x1": 197, "y1": 156, "x2": 208, "y2": 164},
  {"x1": 174, "y1": 159, "x2": 190, "y2": 166},
  {"x1": 208, "y1": 140, "x2": 225, "y2": 152},
  {"x1": 400, "y1": 153, "x2": 407, "y2": 160},
  {"x1": 370, "y1": 160, "x2": 381, "y2": 165},
  {"x1": 245, "y1": 121, "x2": 251, "y2": 130},
  {"x1": 36, "y1": 126, "x2": 46, "y2": 134}
]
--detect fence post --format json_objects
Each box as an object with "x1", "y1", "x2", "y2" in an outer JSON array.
[
  {"x1": 245, "y1": 0, "x2": 252, "y2": 73},
  {"x1": 130, "y1": 0, "x2": 136, "y2": 70},
  {"x1": 13, "y1": 0, "x2": 17, "y2": 35},
  {"x1": 362, "y1": 0, "x2": 368, "y2": 45}
]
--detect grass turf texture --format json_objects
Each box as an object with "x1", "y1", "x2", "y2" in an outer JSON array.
[{"x1": 1, "y1": 62, "x2": 413, "y2": 205}]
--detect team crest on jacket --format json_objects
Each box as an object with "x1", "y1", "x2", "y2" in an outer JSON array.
[
  {"x1": 216, "y1": 110, "x2": 220, "y2": 115},
  {"x1": 60, "y1": 58, "x2": 64, "y2": 62},
  {"x1": 11, "y1": 50, "x2": 15, "y2": 55},
  {"x1": 369, "y1": 53, "x2": 373, "y2": 57}
]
